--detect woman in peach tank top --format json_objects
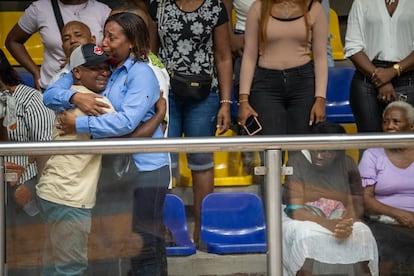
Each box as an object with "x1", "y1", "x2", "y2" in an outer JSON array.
[{"x1": 238, "y1": 0, "x2": 328, "y2": 135}]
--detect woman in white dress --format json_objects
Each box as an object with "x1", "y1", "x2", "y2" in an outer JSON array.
[{"x1": 282, "y1": 122, "x2": 378, "y2": 276}]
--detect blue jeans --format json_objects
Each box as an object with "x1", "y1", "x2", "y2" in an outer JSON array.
[
  {"x1": 38, "y1": 198, "x2": 91, "y2": 276},
  {"x1": 168, "y1": 91, "x2": 219, "y2": 170},
  {"x1": 350, "y1": 60, "x2": 414, "y2": 133},
  {"x1": 249, "y1": 63, "x2": 316, "y2": 135},
  {"x1": 128, "y1": 165, "x2": 170, "y2": 276}
]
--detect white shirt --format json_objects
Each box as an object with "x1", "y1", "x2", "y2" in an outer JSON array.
[
  {"x1": 233, "y1": 0, "x2": 255, "y2": 31},
  {"x1": 344, "y1": 0, "x2": 414, "y2": 62},
  {"x1": 18, "y1": 0, "x2": 111, "y2": 89},
  {"x1": 49, "y1": 64, "x2": 71, "y2": 86},
  {"x1": 148, "y1": 53, "x2": 170, "y2": 137}
]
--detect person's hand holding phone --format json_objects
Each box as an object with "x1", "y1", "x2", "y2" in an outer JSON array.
[
  {"x1": 237, "y1": 98, "x2": 260, "y2": 134},
  {"x1": 243, "y1": 115, "x2": 262, "y2": 136}
]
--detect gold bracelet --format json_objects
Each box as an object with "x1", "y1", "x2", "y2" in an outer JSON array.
[
  {"x1": 220, "y1": 99, "x2": 233, "y2": 104},
  {"x1": 238, "y1": 99, "x2": 249, "y2": 103}
]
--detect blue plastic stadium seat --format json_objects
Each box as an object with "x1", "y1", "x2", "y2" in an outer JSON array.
[
  {"x1": 326, "y1": 67, "x2": 356, "y2": 123},
  {"x1": 163, "y1": 194, "x2": 196, "y2": 256},
  {"x1": 18, "y1": 71, "x2": 35, "y2": 89},
  {"x1": 200, "y1": 192, "x2": 267, "y2": 254}
]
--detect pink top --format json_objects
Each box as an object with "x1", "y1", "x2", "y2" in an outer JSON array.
[
  {"x1": 18, "y1": 0, "x2": 111, "y2": 89},
  {"x1": 358, "y1": 148, "x2": 414, "y2": 213},
  {"x1": 239, "y1": 0, "x2": 328, "y2": 98}
]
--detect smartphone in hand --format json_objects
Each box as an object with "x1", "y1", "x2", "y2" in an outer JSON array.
[{"x1": 243, "y1": 115, "x2": 262, "y2": 136}]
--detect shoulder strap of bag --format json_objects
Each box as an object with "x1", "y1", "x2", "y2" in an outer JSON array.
[
  {"x1": 51, "y1": 0, "x2": 64, "y2": 33},
  {"x1": 157, "y1": 0, "x2": 166, "y2": 49}
]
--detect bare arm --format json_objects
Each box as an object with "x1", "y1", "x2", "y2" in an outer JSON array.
[
  {"x1": 237, "y1": 3, "x2": 259, "y2": 126},
  {"x1": 213, "y1": 22, "x2": 233, "y2": 134},
  {"x1": 349, "y1": 51, "x2": 376, "y2": 77},
  {"x1": 347, "y1": 167, "x2": 364, "y2": 219},
  {"x1": 149, "y1": 17, "x2": 160, "y2": 54},
  {"x1": 309, "y1": 2, "x2": 328, "y2": 125},
  {"x1": 398, "y1": 50, "x2": 414, "y2": 74},
  {"x1": 222, "y1": 0, "x2": 233, "y2": 41},
  {"x1": 35, "y1": 156, "x2": 50, "y2": 179},
  {"x1": 349, "y1": 50, "x2": 395, "y2": 88},
  {"x1": 286, "y1": 178, "x2": 354, "y2": 239},
  {"x1": 5, "y1": 24, "x2": 41, "y2": 90},
  {"x1": 345, "y1": 194, "x2": 358, "y2": 220},
  {"x1": 371, "y1": 51, "x2": 414, "y2": 102},
  {"x1": 364, "y1": 185, "x2": 414, "y2": 228},
  {"x1": 350, "y1": 51, "x2": 397, "y2": 102},
  {"x1": 372, "y1": 50, "x2": 414, "y2": 86},
  {"x1": 148, "y1": 1, "x2": 160, "y2": 54},
  {"x1": 222, "y1": 0, "x2": 243, "y2": 57}
]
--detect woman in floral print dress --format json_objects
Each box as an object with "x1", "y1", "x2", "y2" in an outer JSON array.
[{"x1": 149, "y1": 0, "x2": 233, "y2": 244}]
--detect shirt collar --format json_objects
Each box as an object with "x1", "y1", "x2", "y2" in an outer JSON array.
[{"x1": 111, "y1": 57, "x2": 136, "y2": 73}]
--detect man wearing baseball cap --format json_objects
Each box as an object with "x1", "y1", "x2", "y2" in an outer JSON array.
[
  {"x1": 70, "y1": 43, "x2": 109, "y2": 70},
  {"x1": 36, "y1": 43, "x2": 115, "y2": 276}
]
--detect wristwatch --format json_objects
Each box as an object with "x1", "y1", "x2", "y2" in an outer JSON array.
[{"x1": 393, "y1": 63, "x2": 402, "y2": 77}]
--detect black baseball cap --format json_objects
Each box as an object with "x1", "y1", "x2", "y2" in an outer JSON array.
[{"x1": 69, "y1": 43, "x2": 109, "y2": 70}]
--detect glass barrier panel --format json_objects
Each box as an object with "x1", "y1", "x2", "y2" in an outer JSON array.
[{"x1": 5, "y1": 144, "x2": 414, "y2": 275}]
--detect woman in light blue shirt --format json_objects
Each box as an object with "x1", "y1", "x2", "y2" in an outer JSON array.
[{"x1": 44, "y1": 12, "x2": 170, "y2": 275}]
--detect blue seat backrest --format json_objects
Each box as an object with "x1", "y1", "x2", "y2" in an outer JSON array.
[
  {"x1": 326, "y1": 67, "x2": 356, "y2": 123},
  {"x1": 18, "y1": 72, "x2": 35, "y2": 88},
  {"x1": 163, "y1": 194, "x2": 193, "y2": 246},
  {"x1": 201, "y1": 192, "x2": 266, "y2": 244},
  {"x1": 326, "y1": 67, "x2": 355, "y2": 103}
]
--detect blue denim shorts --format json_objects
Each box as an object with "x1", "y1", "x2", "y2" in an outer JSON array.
[
  {"x1": 37, "y1": 197, "x2": 91, "y2": 276},
  {"x1": 168, "y1": 91, "x2": 219, "y2": 170}
]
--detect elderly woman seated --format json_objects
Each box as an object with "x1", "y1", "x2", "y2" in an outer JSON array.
[
  {"x1": 358, "y1": 101, "x2": 414, "y2": 276},
  {"x1": 282, "y1": 122, "x2": 378, "y2": 276}
]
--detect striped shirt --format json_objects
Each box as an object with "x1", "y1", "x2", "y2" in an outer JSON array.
[{"x1": 5, "y1": 84, "x2": 54, "y2": 183}]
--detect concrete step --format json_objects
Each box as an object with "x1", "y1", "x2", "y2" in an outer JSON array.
[{"x1": 167, "y1": 251, "x2": 266, "y2": 276}]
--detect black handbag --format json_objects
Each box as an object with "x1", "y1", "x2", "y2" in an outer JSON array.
[{"x1": 170, "y1": 72, "x2": 212, "y2": 102}]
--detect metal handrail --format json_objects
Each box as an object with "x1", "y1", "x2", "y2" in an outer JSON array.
[
  {"x1": 0, "y1": 132, "x2": 413, "y2": 155},
  {"x1": 1, "y1": 132, "x2": 414, "y2": 276}
]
